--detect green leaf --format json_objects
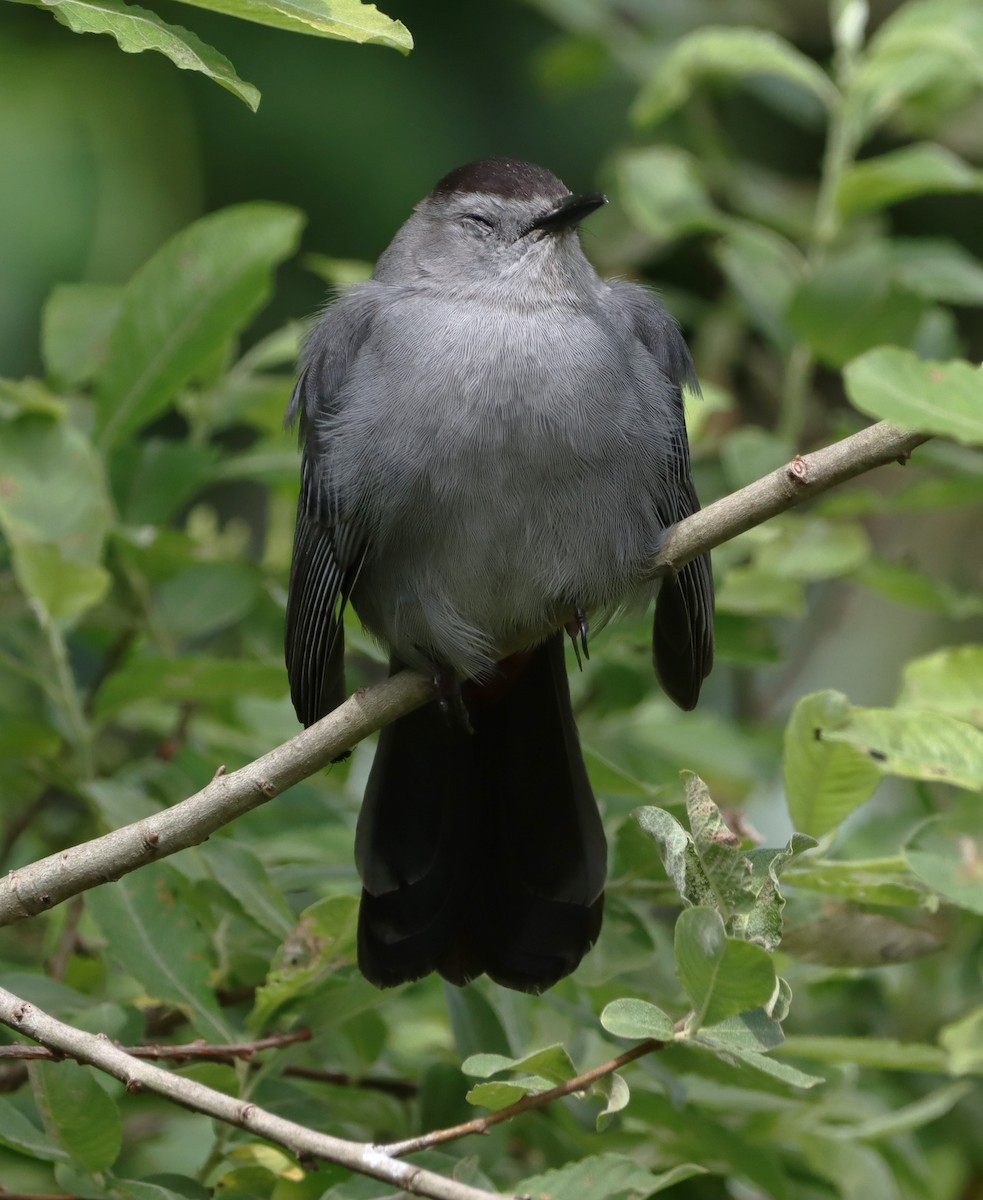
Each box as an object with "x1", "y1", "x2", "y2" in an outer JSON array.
[
  {"x1": 799, "y1": 1134, "x2": 901, "y2": 1198},
  {"x1": 517, "y1": 1153, "x2": 705, "y2": 1200},
  {"x1": 819, "y1": 474, "x2": 983, "y2": 518},
  {"x1": 96, "y1": 204, "x2": 304, "y2": 449},
  {"x1": 846, "y1": 0, "x2": 983, "y2": 135},
  {"x1": 600, "y1": 998, "x2": 675, "y2": 1042},
  {"x1": 719, "y1": 426, "x2": 794, "y2": 490},
  {"x1": 716, "y1": 566, "x2": 805, "y2": 616},
  {"x1": 0, "y1": 415, "x2": 113, "y2": 622},
  {"x1": 939, "y1": 1005, "x2": 983, "y2": 1074},
  {"x1": 688, "y1": 1010, "x2": 824, "y2": 1088},
  {"x1": 680, "y1": 774, "x2": 753, "y2": 910},
  {"x1": 30, "y1": 1060, "x2": 122, "y2": 1172},
  {"x1": 713, "y1": 612, "x2": 781, "y2": 665},
  {"x1": 844, "y1": 347, "x2": 983, "y2": 444},
  {"x1": 0, "y1": 381, "x2": 68, "y2": 427},
  {"x1": 461, "y1": 1045, "x2": 577, "y2": 1109},
  {"x1": 32, "y1": 0, "x2": 260, "y2": 109},
  {"x1": 200, "y1": 838, "x2": 293, "y2": 937},
  {"x1": 674, "y1": 907, "x2": 777, "y2": 1029},
  {"x1": 13, "y1": 544, "x2": 112, "y2": 623},
  {"x1": 836, "y1": 143, "x2": 983, "y2": 216},
  {"x1": 93, "y1": 654, "x2": 286, "y2": 719},
  {"x1": 172, "y1": 0, "x2": 411, "y2": 52},
  {"x1": 181, "y1": 372, "x2": 292, "y2": 439},
  {"x1": 248, "y1": 895, "x2": 361, "y2": 1033},
  {"x1": 86, "y1": 865, "x2": 234, "y2": 1044},
  {"x1": 848, "y1": 1081, "x2": 973, "y2": 1140},
  {"x1": 632, "y1": 27, "x2": 835, "y2": 127},
  {"x1": 824, "y1": 707, "x2": 983, "y2": 791},
  {"x1": 445, "y1": 985, "x2": 511, "y2": 1060},
  {"x1": 781, "y1": 911, "x2": 940, "y2": 967},
  {"x1": 41, "y1": 283, "x2": 123, "y2": 390},
  {"x1": 891, "y1": 238, "x2": 983, "y2": 304},
  {"x1": 466, "y1": 1075, "x2": 555, "y2": 1111},
  {"x1": 786, "y1": 243, "x2": 926, "y2": 366},
  {"x1": 738, "y1": 835, "x2": 816, "y2": 949},
  {"x1": 462, "y1": 1043, "x2": 576, "y2": 1085},
  {"x1": 714, "y1": 221, "x2": 805, "y2": 348},
  {"x1": 905, "y1": 813, "x2": 983, "y2": 914},
  {"x1": 111, "y1": 439, "x2": 220, "y2": 525},
  {"x1": 0, "y1": 416, "x2": 111, "y2": 561},
  {"x1": 153, "y1": 561, "x2": 259, "y2": 640},
  {"x1": 753, "y1": 515, "x2": 871, "y2": 581},
  {"x1": 0, "y1": 1095, "x2": 69, "y2": 1162},
  {"x1": 783, "y1": 690, "x2": 882, "y2": 838},
  {"x1": 303, "y1": 254, "x2": 374, "y2": 286},
  {"x1": 778, "y1": 1034, "x2": 949, "y2": 1073},
  {"x1": 613, "y1": 146, "x2": 719, "y2": 243},
  {"x1": 784, "y1": 858, "x2": 930, "y2": 907},
  {"x1": 858, "y1": 556, "x2": 983, "y2": 618},
  {"x1": 897, "y1": 645, "x2": 983, "y2": 727},
  {"x1": 573, "y1": 893, "x2": 660, "y2": 985},
  {"x1": 636, "y1": 777, "x2": 808, "y2": 950},
  {"x1": 594, "y1": 1071, "x2": 630, "y2": 1131}
]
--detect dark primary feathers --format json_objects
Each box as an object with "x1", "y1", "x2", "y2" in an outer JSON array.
[
  {"x1": 284, "y1": 293, "x2": 376, "y2": 727},
  {"x1": 608, "y1": 283, "x2": 714, "y2": 709}
]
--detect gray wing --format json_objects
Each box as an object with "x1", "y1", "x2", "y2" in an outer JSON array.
[
  {"x1": 285, "y1": 290, "x2": 377, "y2": 727},
  {"x1": 608, "y1": 282, "x2": 714, "y2": 711}
]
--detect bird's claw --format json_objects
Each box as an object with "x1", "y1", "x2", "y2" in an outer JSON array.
[{"x1": 565, "y1": 607, "x2": 590, "y2": 670}]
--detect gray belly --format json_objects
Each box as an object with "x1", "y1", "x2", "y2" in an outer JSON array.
[{"x1": 328, "y1": 299, "x2": 673, "y2": 676}]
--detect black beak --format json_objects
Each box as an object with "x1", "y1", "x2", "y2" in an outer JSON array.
[{"x1": 523, "y1": 192, "x2": 608, "y2": 237}]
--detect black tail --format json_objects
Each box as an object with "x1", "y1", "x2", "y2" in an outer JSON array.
[{"x1": 354, "y1": 634, "x2": 605, "y2": 993}]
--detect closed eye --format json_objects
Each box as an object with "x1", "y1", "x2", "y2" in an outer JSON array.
[{"x1": 461, "y1": 212, "x2": 494, "y2": 233}]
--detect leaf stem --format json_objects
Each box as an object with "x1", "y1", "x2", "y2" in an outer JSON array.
[
  {"x1": 32, "y1": 602, "x2": 94, "y2": 780},
  {"x1": 382, "y1": 1038, "x2": 666, "y2": 1158},
  {"x1": 780, "y1": 6, "x2": 866, "y2": 445}
]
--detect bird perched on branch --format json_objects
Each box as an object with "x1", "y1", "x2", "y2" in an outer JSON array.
[{"x1": 285, "y1": 158, "x2": 714, "y2": 993}]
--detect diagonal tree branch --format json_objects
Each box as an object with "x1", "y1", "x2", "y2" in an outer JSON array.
[
  {"x1": 0, "y1": 420, "x2": 928, "y2": 930},
  {"x1": 0, "y1": 670, "x2": 436, "y2": 926},
  {"x1": 649, "y1": 420, "x2": 929, "y2": 575},
  {"x1": 0, "y1": 985, "x2": 510, "y2": 1200}
]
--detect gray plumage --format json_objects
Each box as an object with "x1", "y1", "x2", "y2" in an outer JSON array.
[{"x1": 286, "y1": 158, "x2": 713, "y2": 992}]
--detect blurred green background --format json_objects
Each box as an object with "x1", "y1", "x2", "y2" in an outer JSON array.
[
  {"x1": 2, "y1": 1, "x2": 983, "y2": 1196},
  {"x1": 0, "y1": 0, "x2": 638, "y2": 378}
]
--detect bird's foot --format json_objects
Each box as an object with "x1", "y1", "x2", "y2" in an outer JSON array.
[{"x1": 565, "y1": 606, "x2": 590, "y2": 670}]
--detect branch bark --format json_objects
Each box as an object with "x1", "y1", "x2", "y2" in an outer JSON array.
[
  {"x1": 0, "y1": 985, "x2": 510, "y2": 1200},
  {"x1": 0, "y1": 420, "x2": 928, "y2": 930},
  {"x1": 649, "y1": 420, "x2": 929, "y2": 576}
]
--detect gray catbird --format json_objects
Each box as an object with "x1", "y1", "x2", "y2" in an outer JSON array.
[{"x1": 285, "y1": 158, "x2": 714, "y2": 993}]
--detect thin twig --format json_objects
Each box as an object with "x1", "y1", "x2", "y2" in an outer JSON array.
[
  {"x1": 0, "y1": 1028, "x2": 311, "y2": 1061},
  {"x1": 0, "y1": 985, "x2": 511, "y2": 1200},
  {"x1": 0, "y1": 1056, "x2": 417, "y2": 1100},
  {"x1": 0, "y1": 421, "x2": 929, "y2": 931},
  {"x1": 383, "y1": 1039, "x2": 664, "y2": 1158},
  {"x1": 47, "y1": 895, "x2": 85, "y2": 982},
  {"x1": 0, "y1": 789, "x2": 59, "y2": 873},
  {"x1": 0, "y1": 1192, "x2": 82, "y2": 1200},
  {"x1": 284, "y1": 1064, "x2": 418, "y2": 1099},
  {"x1": 0, "y1": 670, "x2": 437, "y2": 927},
  {"x1": 648, "y1": 422, "x2": 931, "y2": 578}
]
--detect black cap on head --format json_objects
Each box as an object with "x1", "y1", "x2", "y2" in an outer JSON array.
[{"x1": 431, "y1": 158, "x2": 568, "y2": 203}]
